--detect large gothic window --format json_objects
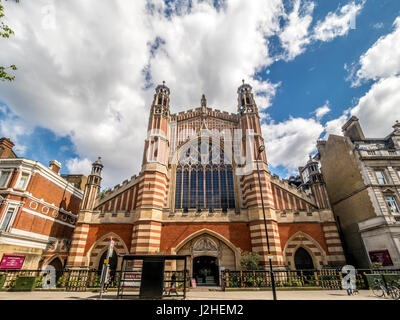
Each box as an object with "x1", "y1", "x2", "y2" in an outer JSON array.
[{"x1": 175, "y1": 141, "x2": 235, "y2": 211}]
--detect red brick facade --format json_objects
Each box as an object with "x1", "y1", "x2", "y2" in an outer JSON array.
[
  {"x1": 67, "y1": 82, "x2": 346, "y2": 273},
  {"x1": 0, "y1": 155, "x2": 83, "y2": 270}
]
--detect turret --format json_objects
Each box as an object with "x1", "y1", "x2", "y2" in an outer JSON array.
[
  {"x1": 151, "y1": 81, "x2": 170, "y2": 118},
  {"x1": 237, "y1": 80, "x2": 265, "y2": 162},
  {"x1": 143, "y1": 82, "x2": 171, "y2": 166},
  {"x1": 299, "y1": 156, "x2": 331, "y2": 209},
  {"x1": 80, "y1": 157, "x2": 103, "y2": 211},
  {"x1": 237, "y1": 80, "x2": 258, "y2": 115}
]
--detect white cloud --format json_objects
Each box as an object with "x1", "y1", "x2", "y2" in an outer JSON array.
[
  {"x1": 313, "y1": 1, "x2": 364, "y2": 42},
  {"x1": 314, "y1": 101, "x2": 330, "y2": 120},
  {"x1": 279, "y1": 0, "x2": 315, "y2": 60},
  {"x1": 323, "y1": 113, "x2": 349, "y2": 137},
  {"x1": 66, "y1": 158, "x2": 92, "y2": 177},
  {"x1": 262, "y1": 116, "x2": 324, "y2": 171},
  {"x1": 373, "y1": 22, "x2": 384, "y2": 29},
  {"x1": 279, "y1": 1, "x2": 366, "y2": 61},
  {"x1": 354, "y1": 16, "x2": 400, "y2": 85},
  {"x1": 0, "y1": 0, "x2": 369, "y2": 187},
  {"x1": 0, "y1": 0, "x2": 287, "y2": 187},
  {"x1": 350, "y1": 76, "x2": 400, "y2": 137}
]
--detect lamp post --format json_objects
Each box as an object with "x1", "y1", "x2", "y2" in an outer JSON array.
[{"x1": 256, "y1": 145, "x2": 277, "y2": 300}]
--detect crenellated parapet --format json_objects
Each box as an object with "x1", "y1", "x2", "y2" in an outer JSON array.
[
  {"x1": 95, "y1": 174, "x2": 140, "y2": 208},
  {"x1": 170, "y1": 107, "x2": 238, "y2": 123},
  {"x1": 270, "y1": 174, "x2": 317, "y2": 208}
]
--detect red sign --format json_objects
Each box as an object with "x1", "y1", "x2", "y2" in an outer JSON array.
[
  {"x1": 0, "y1": 254, "x2": 25, "y2": 270},
  {"x1": 369, "y1": 250, "x2": 393, "y2": 266}
]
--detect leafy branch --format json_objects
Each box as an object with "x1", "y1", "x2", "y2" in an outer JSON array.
[{"x1": 0, "y1": 0, "x2": 19, "y2": 82}]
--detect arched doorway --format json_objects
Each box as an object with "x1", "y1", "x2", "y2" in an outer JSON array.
[
  {"x1": 98, "y1": 250, "x2": 118, "y2": 271},
  {"x1": 193, "y1": 256, "x2": 219, "y2": 286},
  {"x1": 97, "y1": 250, "x2": 118, "y2": 281},
  {"x1": 294, "y1": 247, "x2": 314, "y2": 270},
  {"x1": 48, "y1": 258, "x2": 63, "y2": 282}
]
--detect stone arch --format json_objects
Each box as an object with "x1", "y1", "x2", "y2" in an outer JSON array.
[
  {"x1": 172, "y1": 130, "x2": 234, "y2": 166},
  {"x1": 173, "y1": 228, "x2": 241, "y2": 272},
  {"x1": 283, "y1": 231, "x2": 328, "y2": 270},
  {"x1": 86, "y1": 232, "x2": 129, "y2": 270},
  {"x1": 42, "y1": 253, "x2": 66, "y2": 269}
]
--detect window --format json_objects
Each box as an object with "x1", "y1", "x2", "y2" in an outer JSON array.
[
  {"x1": 174, "y1": 142, "x2": 235, "y2": 210},
  {"x1": 190, "y1": 170, "x2": 197, "y2": 209},
  {"x1": 302, "y1": 169, "x2": 310, "y2": 183},
  {"x1": 0, "y1": 171, "x2": 11, "y2": 188},
  {"x1": 386, "y1": 196, "x2": 400, "y2": 214},
  {"x1": 182, "y1": 168, "x2": 189, "y2": 210},
  {"x1": 15, "y1": 172, "x2": 30, "y2": 190},
  {"x1": 0, "y1": 206, "x2": 17, "y2": 232},
  {"x1": 375, "y1": 171, "x2": 387, "y2": 185},
  {"x1": 175, "y1": 167, "x2": 182, "y2": 209}
]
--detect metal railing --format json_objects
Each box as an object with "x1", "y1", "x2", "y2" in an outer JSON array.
[
  {"x1": 1, "y1": 268, "x2": 400, "y2": 291},
  {"x1": 221, "y1": 269, "x2": 400, "y2": 290}
]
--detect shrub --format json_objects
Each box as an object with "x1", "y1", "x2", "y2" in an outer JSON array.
[{"x1": 240, "y1": 252, "x2": 260, "y2": 271}]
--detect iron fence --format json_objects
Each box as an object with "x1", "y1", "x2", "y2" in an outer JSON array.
[
  {"x1": 221, "y1": 268, "x2": 400, "y2": 290},
  {"x1": 1, "y1": 268, "x2": 400, "y2": 291}
]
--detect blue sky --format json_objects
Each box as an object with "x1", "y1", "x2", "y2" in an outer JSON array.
[{"x1": 1, "y1": 0, "x2": 400, "y2": 187}]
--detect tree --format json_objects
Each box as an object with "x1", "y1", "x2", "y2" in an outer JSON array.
[
  {"x1": 240, "y1": 251, "x2": 261, "y2": 271},
  {"x1": 0, "y1": 0, "x2": 19, "y2": 82}
]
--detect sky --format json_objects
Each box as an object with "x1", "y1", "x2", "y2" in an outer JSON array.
[{"x1": 0, "y1": 0, "x2": 400, "y2": 189}]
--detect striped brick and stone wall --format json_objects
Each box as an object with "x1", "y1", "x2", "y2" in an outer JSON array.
[
  {"x1": 130, "y1": 221, "x2": 162, "y2": 254},
  {"x1": 66, "y1": 222, "x2": 89, "y2": 267},
  {"x1": 249, "y1": 220, "x2": 284, "y2": 266},
  {"x1": 322, "y1": 223, "x2": 346, "y2": 265}
]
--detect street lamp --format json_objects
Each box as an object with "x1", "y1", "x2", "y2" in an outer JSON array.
[{"x1": 256, "y1": 145, "x2": 277, "y2": 300}]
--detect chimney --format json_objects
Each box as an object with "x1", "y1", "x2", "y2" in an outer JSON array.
[
  {"x1": 49, "y1": 160, "x2": 62, "y2": 174},
  {"x1": 342, "y1": 116, "x2": 365, "y2": 141},
  {"x1": 0, "y1": 137, "x2": 15, "y2": 159}
]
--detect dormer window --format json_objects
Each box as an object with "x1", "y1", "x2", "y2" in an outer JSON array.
[{"x1": 375, "y1": 170, "x2": 387, "y2": 185}]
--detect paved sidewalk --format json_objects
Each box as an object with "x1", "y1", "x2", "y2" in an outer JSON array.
[{"x1": 0, "y1": 289, "x2": 386, "y2": 300}]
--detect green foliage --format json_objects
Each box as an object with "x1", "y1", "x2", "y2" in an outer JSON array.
[
  {"x1": 240, "y1": 252, "x2": 260, "y2": 271},
  {"x1": 0, "y1": 0, "x2": 19, "y2": 82},
  {"x1": 255, "y1": 277, "x2": 265, "y2": 287},
  {"x1": 229, "y1": 275, "x2": 240, "y2": 288},
  {"x1": 35, "y1": 275, "x2": 43, "y2": 288}
]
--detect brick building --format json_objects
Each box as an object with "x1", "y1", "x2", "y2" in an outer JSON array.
[
  {"x1": 67, "y1": 82, "x2": 345, "y2": 283},
  {"x1": 0, "y1": 138, "x2": 84, "y2": 269},
  {"x1": 317, "y1": 116, "x2": 400, "y2": 268}
]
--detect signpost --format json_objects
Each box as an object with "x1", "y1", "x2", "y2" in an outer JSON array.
[{"x1": 99, "y1": 237, "x2": 114, "y2": 299}]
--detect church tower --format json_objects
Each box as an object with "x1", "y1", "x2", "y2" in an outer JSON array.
[
  {"x1": 237, "y1": 80, "x2": 284, "y2": 268},
  {"x1": 66, "y1": 157, "x2": 103, "y2": 268},
  {"x1": 80, "y1": 157, "x2": 103, "y2": 211},
  {"x1": 131, "y1": 82, "x2": 171, "y2": 255}
]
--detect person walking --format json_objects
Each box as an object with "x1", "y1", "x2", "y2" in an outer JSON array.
[{"x1": 343, "y1": 270, "x2": 354, "y2": 295}]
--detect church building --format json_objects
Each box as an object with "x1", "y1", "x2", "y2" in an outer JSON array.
[{"x1": 66, "y1": 82, "x2": 345, "y2": 283}]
